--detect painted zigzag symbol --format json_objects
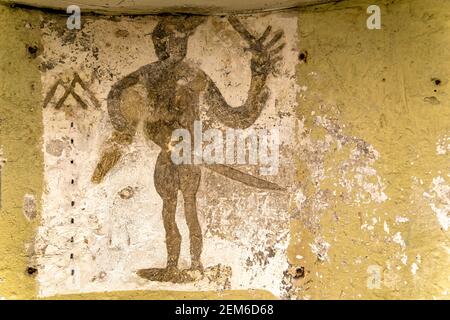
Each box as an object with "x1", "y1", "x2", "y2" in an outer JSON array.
[{"x1": 43, "y1": 72, "x2": 101, "y2": 109}]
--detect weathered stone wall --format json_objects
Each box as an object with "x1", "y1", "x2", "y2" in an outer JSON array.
[
  {"x1": 0, "y1": 0, "x2": 449, "y2": 299},
  {"x1": 292, "y1": 0, "x2": 449, "y2": 299}
]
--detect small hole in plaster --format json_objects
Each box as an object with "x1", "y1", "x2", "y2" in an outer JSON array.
[
  {"x1": 433, "y1": 78, "x2": 441, "y2": 86},
  {"x1": 70, "y1": 160, "x2": 74, "y2": 164},
  {"x1": 298, "y1": 51, "x2": 308, "y2": 63},
  {"x1": 27, "y1": 45, "x2": 39, "y2": 58},
  {"x1": 71, "y1": 270, "x2": 75, "y2": 276},
  {"x1": 71, "y1": 179, "x2": 75, "y2": 184},
  {"x1": 293, "y1": 266, "x2": 305, "y2": 279},
  {"x1": 71, "y1": 218, "x2": 74, "y2": 224},
  {"x1": 70, "y1": 122, "x2": 74, "y2": 128},
  {"x1": 26, "y1": 267, "x2": 38, "y2": 276},
  {"x1": 70, "y1": 237, "x2": 74, "y2": 243},
  {"x1": 70, "y1": 254, "x2": 74, "y2": 259},
  {"x1": 71, "y1": 201, "x2": 75, "y2": 207}
]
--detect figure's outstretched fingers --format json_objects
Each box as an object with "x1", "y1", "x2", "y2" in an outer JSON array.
[
  {"x1": 245, "y1": 44, "x2": 260, "y2": 53},
  {"x1": 269, "y1": 43, "x2": 286, "y2": 56},
  {"x1": 228, "y1": 16, "x2": 255, "y2": 46},
  {"x1": 258, "y1": 25, "x2": 272, "y2": 43},
  {"x1": 264, "y1": 30, "x2": 284, "y2": 49}
]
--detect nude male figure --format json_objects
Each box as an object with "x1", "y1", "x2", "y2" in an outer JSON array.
[{"x1": 91, "y1": 15, "x2": 285, "y2": 281}]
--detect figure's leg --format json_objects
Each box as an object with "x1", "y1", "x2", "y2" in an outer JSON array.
[
  {"x1": 154, "y1": 151, "x2": 181, "y2": 269},
  {"x1": 179, "y1": 165, "x2": 203, "y2": 270},
  {"x1": 91, "y1": 128, "x2": 135, "y2": 184}
]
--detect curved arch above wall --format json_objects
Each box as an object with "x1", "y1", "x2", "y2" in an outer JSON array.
[{"x1": 2, "y1": 0, "x2": 337, "y2": 14}]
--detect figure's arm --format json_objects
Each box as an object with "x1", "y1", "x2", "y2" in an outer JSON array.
[
  {"x1": 107, "y1": 71, "x2": 141, "y2": 132},
  {"x1": 205, "y1": 17, "x2": 285, "y2": 129},
  {"x1": 91, "y1": 70, "x2": 142, "y2": 184}
]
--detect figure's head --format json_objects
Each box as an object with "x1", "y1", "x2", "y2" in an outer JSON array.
[{"x1": 152, "y1": 15, "x2": 206, "y2": 62}]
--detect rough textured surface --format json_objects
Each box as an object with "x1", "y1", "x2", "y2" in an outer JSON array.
[
  {"x1": 0, "y1": 0, "x2": 449, "y2": 300},
  {"x1": 290, "y1": 0, "x2": 450, "y2": 299},
  {"x1": 0, "y1": 5, "x2": 43, "y2": 299}
]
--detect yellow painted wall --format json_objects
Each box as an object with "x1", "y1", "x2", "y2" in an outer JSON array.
[
  {"x1": 0, "y1": 5, "x2": 43, "y2": 299},
  {"x1": 291, "y1": 0, "x2": 449, "y2": 299},
  {"x1": 0, "y1": 0, "x2": 448, "y2": 299}
]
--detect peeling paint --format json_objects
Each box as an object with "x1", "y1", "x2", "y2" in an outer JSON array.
[
  {"x1": 309, "y1": 236, "x2": 330, "y2": 262},
  {"x1": 424, "y1": 176, "x2": 450, "y2": 231},
  {"x1": 436, "y1": 135, "x2": 450, "y2": 156},
  {"x1": 23, "y1": 194, "x2": 37, "y2": 221}
]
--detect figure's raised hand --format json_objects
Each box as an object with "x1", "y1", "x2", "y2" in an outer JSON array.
[{"x1": 228, "y1": 16, "x2": 285, "y2": 76}]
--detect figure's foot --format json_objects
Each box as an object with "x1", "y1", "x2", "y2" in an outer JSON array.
[
  {"x1": 183, "y1": 260, "x2": 204, "y2": 280},
  {"x1": 137, "y1": 266, "x2": 198, "y2": 283},
  {"x1": 137, "y1": 267, "x2": 178, "y2": 282},
  {"x1": 189, "y1": 261, "x2": 204, "y2": 273}
]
